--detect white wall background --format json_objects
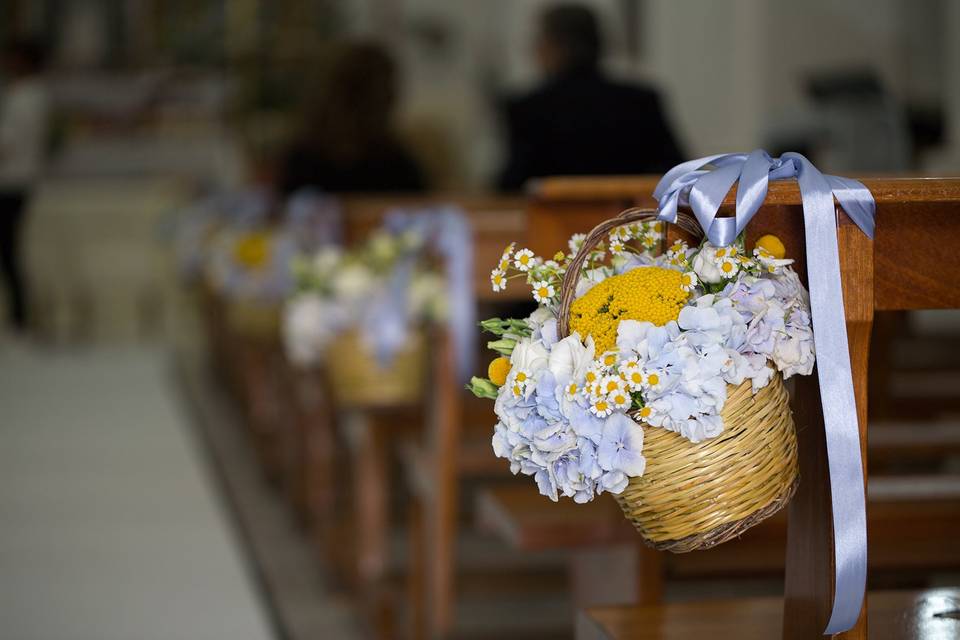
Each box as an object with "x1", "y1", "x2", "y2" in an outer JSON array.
[{"x1": 341, "y1": 0, "x2": 956, "y2": 186}]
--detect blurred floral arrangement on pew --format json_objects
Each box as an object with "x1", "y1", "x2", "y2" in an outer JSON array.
[
  {"x1": 469, "y1": 215, "x2": 813, "y2": 505},
  {"x1": 282, "y1": 221, "x2": 448, "y2": 369},
  {"x1": 174, "y1": 188, "x2": 342, "y2": 303}
]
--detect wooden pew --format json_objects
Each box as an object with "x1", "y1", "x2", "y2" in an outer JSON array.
[
  {"x1": 477, "y1": 474, "x2": 960, "y2": 610},
  {"x1": 577, "y1": 588, "x2": 960, "y2": 640},
  {"x1": 316, "y1": 195, "x2": 528, "y2": 636},
  {"x1": 524, "y1": 175, "x2": 960, "y2": 639}
]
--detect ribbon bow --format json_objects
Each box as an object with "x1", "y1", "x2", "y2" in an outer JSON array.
[{"x1": 655, "y1": 150, "x2": 875, "y2": 635}]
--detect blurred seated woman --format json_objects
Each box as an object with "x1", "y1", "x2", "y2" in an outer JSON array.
[{"x1": 279, "y1": 42, "x2": 425, "y2": 195}]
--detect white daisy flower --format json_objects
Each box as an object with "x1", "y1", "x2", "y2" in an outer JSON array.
[
  {"x1": 619, "y1": 360, "x2": 645, "y2": 391},
  {"x1": 667, "y1": 240, "x2": 688, "y2": 260},
  {"x1": 642, "y1": 370, "x2": 664, "y2": 391},
  {"x1": 609, "y1": 239, "x2": 625, "y2": 255},
  {"x1": 718, "y1": 256, "x2": 740, "y2": 278},
  {"x1": 501, "y1": 242, "x2": 515, "y2": 261},
  {"x1": 490, "y1": 269, "x2": 507, "y2": 292},
  {"x1": 583, "y1": 364, "x2": 605, "y2": 389},
  {"x1": 514, "y1": 248, "x2": 535, "y2": 271},
  {"x1": 531, "y1": 280, "x2": 555, "y2": 304},
  {"x1": 679, "y1": 271, "x2": 698, "y2": 292},
  {"x1": 609, "y1": 387, "x2": 632, "y2": 411},
  {"x1": 589, "y1": 396, "x2": 614, "y2": 418},
  {"x1": 600, "y1": 375, "x2": 626, "y2": 397},
  {"x1": 601, "y1": 351, "x2": 619, "y2": 368},
  {"x1": 753, "y1": 248, "x2": 793, "y2": 274},
  {"x1": 609, "y1": 227, "x2": 630, "y2": 243},
  {"x1": 634, "y1": 404, "x2": 655, "y2": 423},
  {"x1": 568, "y1": 233, "x2": 586, "y2": 255},
  {"x1": 641, "y1": 232, "x2": 658, "y2": 250},
  {"x1": 509, "y1": 368, "x2": 532, "y2": 397},
  {"x1": 712, "y1": 246, "x2": 731, "y2": 260},
  {"x1": 564, "y1": 380, "x2": 581, "y2": 401}
]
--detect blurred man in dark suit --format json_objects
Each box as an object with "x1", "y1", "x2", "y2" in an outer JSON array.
[{"x1": 498, "y1": 3, "x2": 683, "y2": 191}]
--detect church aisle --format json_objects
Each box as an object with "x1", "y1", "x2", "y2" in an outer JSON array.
[{"x1": 0, "y1": 345, "x2": 276, "y2": 640}]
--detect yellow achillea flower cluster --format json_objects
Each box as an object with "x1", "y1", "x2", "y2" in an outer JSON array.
[{"x1": 570, "y1": 267, "x2": 688, "y2": 353}]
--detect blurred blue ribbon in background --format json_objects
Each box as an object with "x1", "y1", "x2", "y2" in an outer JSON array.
[
  {"x1": 655, "y1": 150, "x2": 874, "y2": 635},
  {"x1": 362, "y1": 206, "x2": 475, "y2": 382}
]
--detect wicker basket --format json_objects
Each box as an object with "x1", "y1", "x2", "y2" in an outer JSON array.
[
  {"x1": 325, "y1": 330, "x2": 426, "y2": 408},
  {"x1": 557, "y1": 208, "x2": 799, "y2": 553},
  {"x1": 225, "y1": 299, "x2": 282, "y2": 340}
]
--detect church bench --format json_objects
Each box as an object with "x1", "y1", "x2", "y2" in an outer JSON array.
[
  {"x1": 297, "y1": 196, "x2": 528, "y2": 637},
  {"x1": 476, "y1": 474, "x2": 960, "y2": 599},
  {"x1": 576, "y1": 588, "x2": 960, "y2": 640},
  {"x1": 526, "y1": 175, "x2": 960, "y2": 639}
]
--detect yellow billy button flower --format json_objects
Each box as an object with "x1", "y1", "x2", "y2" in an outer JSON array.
[
  {"x1": 487, "y1": 356, "x2": 511, "y2": 387},
  {"x1": 569, "y1": 266, "x2": 689, "y2": 354},
  {"x1": 755, "y1": 234, "x2": 786, "y2": 259}
]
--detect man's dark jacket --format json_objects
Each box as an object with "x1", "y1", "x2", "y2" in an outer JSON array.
[{"x1": 498, "y1": 67, "x2": 684, "y2": 191}]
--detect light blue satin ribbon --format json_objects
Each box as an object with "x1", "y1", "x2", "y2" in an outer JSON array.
[
  {"x1": 364, "y1": 207, "x2": 476, "y2": 381},
  {"x1": 655, "y1": 150, "x2": 874, "y2": 635}
]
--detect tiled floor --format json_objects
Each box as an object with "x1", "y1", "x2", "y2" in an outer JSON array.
[
  {"x1": 0, "y1": 344, "x2": 275, "y2": 640},
  {"x1": 178, "y1": 353, "x2": 362, "y2": 640}
]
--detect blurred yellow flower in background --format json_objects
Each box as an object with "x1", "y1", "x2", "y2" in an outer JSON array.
[{"x1": 233, "y1": 232, "x2": 272, "y2": 269}]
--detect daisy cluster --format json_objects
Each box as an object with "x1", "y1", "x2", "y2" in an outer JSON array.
[
  {"x1": 489, "y1": 220, "x2": 664, "y2": 308},
  {"x1": 282, "y1": 227, "x2": 446, "y2": 368},
  {"x1": 471, "y1": 228, "x2": 814, "y2": 503}
]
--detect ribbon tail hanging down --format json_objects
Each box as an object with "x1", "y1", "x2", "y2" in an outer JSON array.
[{"x1": 653, "y1": 151, "x2": 874, "y2": 635}]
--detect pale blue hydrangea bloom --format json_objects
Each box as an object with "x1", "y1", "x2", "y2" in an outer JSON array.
[{"x1": 491, "y1": 335, "x2": 646, "y2": 502}]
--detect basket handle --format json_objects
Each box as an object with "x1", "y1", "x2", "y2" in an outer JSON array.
[{"x1": 556, "y1": 207, "x2": 703, "y2": 340}]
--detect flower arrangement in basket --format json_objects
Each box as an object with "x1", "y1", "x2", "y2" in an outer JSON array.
[
  {"x1": 469, "y1": 208, "x2": 812, "y2": 551},
  {"x1": 186, "y1": 189, "x2": 342, "y2": 339},
  {"x1": 283, "y1": 221, "x2": 448, "y2": 407},
  {"x1": 204, "y1": 224, "x2": 297, "y2": 338}
]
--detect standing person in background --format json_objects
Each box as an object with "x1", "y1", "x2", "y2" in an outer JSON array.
[
  {"x1": 279, "y1": 41, "x2": 425, "y2": 195},
  {"x1": 0, "y1": 39, "x2": 50, "y2": 332},
  {"x1": 498, "y1": 3, "x2": 683, "y2": 191}
]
